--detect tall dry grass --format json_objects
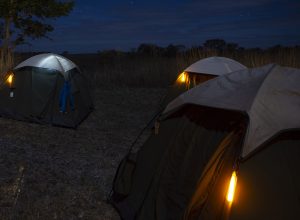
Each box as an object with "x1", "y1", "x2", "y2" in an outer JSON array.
[
  {"x1": 88, "y1": 47, "x2": 300, "y2": 88},
  {"x1": 48, "y1": 53, "x2": 181, "y2": 88},
  {"x1": 12, "y1": 46, "x2": 300, "y2": 88},
  {"x1": 177, "y1": 47, "x2": 299, "y2": 71}
]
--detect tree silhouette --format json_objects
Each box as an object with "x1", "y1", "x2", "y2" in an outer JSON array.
[
  {"x1": 137, "y1": 43, "x2": 164, "y2": 56},
  {"x1": 203, "y1": 39, "x2": 226, "y2": 51},
  {"x1": 164, "y1": 44, "x2": 185, "y2": 57},
  {"x1": 226, "y1": 43, "x2": 239, "y2": 52},
  {"x1": 0, "y1": 0, "x2": 74, "y2": 74}
]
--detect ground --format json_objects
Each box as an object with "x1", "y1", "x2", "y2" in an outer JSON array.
[{"x1": 0, "y1": 87, "x2": 166, "y2": 220}]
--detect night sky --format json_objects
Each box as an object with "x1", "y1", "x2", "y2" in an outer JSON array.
[{"x1": 19, "y1": 0, "x2": 300, "y2": 53}]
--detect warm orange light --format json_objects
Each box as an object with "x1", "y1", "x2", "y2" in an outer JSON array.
[
  {"x1": 226, "y1": 171, "x2": 237, "y2": 203},
  {"x1": 7, "y1": 73, "x2": 14, "y2": 86},
  {"x1": 177, "y1": 72, "x2": 187, "y2": 83}
]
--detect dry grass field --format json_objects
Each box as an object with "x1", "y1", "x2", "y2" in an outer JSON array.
[
  {"x1": 0, "y1": 47, "x2": 299, "y2": 219},
  {"x1": 14, "y1": 46, "x2": 300, "y2": 89}
]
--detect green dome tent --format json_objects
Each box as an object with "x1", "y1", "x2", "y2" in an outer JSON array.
[
  {"x1": 159, "y1": 56, "x2": 247, "y2": 110},
  {"x1": 110, "y1": 57, "x2": 247, "y2": 207},
  {"x1": 110, "y1": 64, "x2": 300, "y2": 220},
  {"x1": 0, "y1": 53, "x2": 93, "y2": 128}
]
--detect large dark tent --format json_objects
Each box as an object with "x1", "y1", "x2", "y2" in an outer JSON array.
[
  {"x1": 110, "y1": 57, "x2": 247, "y2": 203},
  {"x1": 110, "y1": 64, "x2": 300, "y2": 220},
  {"x1": 0, "y1": 53, "x2": 93, "y2": 128}
]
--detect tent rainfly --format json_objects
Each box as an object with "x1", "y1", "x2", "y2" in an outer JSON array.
[
  {"x1": 110, "y1": 64, "x2": 300, "y2": 220},
  {"x1": 160, "y1": 56, "x2": 247, "y2": 110},
  {"x1": 184, "y1": 56, "x2": 247, "y2": 76},
  {"x1": 0, "y1": 53, "x2": 93, "y2": 128},
  {"x1": 164, "y1": 63, "x2": 300, "y2": 157}
]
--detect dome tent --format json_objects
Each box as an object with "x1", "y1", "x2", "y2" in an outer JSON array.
[
  {"x1": 110, "y1": 57, "x2": 247, "y2": 207},
  {"x1": 0, "y1": 53, "x2": 93, "y2": 128},
  {"x1": 164, "y1": 64, "x2": 299, "y2": 157},
  {"x1": 110, "y1": 64, "x2": 300, "y2": 220},
  {"x1": 184, "y1": 56, "x2": 247, "y2": 76},
  {"x1": 160, "y1": 56, "x2": 247, "y2": 110}
]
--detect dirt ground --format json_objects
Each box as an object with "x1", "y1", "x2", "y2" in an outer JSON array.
[{"x1": 0, "y1": 87, "x2": 166, "y2": 220}]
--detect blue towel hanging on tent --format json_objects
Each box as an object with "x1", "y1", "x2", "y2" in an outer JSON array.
[{"x1": 59, "y1": 81, "x2": 74, "y2": 113}]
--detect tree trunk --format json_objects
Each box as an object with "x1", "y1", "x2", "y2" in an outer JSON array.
[{"x1": 0, "y1": 1, "x2": 14, "y2": 78}]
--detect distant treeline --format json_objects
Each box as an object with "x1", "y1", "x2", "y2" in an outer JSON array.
[
  {"x1": 18, "y1": 38, "x2": 300, "y2": 59},
  {"x1": 89, "y1": 38, "x2": 300, "y2": 69},
  {"x1": 93, "y1": 39, "x2": 300, "y2": 58}
]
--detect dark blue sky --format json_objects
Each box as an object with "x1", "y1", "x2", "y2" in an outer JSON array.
[{"x1": 19, "y1": 0, "x2": 300, "y2": 53}]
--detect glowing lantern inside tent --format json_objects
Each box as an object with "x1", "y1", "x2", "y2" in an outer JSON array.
[
  {"x1": 226, "y1": 171, "x2": 237, "y2": 203},
  {"x1": 7, "y1": 73, "x2": 14, "y2": 87},
  {"x1": 177, "y1": 72, "x2": 188, "y2": 84}
]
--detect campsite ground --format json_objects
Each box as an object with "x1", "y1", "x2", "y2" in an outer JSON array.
[
  {"x1": 0, "y1": 86, "x2": 166, "y2": 219},
  {"x1": 3, "y1": 47, "x2": 299, "y2": 219}
]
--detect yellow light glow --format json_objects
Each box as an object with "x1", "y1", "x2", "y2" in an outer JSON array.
[
  {"x1": 177, "y1": 72, "x2": 187, "y2": 83},
  {"x1": 7, "y1": 73, "x2": 14, "y2": 86},
  {"x1": 226, "y1": 171, "x2": 237, "y2": 203}
]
